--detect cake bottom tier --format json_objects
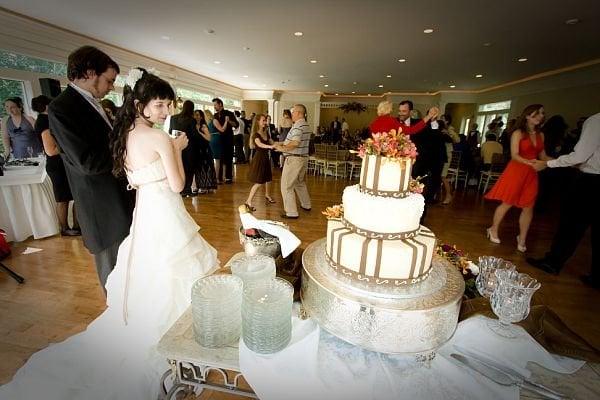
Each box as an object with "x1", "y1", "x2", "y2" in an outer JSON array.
[
  {"x1": 302, "y1": 238, "x2": 464, "y2": 354},
  {"x1": 326, "y1": 219, "x2": 436, "y2": 285}
]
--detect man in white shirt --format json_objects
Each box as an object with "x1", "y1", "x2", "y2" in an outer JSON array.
[
  {"x1": 341, "y1": 118, "x2": 349, "y2": 133},
  {"x1": 233, "y1": 110, "x2": 246, "y2": 163},
  {"x1": 528, "y1": 112, "x2": 600, "y2": 288}
]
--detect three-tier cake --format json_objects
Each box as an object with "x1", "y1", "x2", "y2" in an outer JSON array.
[{"x1": 301, "y1": 130, "x2": 465, "y2": 354}]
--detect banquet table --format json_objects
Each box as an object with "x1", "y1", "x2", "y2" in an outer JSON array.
[
  {"x1": 156, "y1": 253, "x2": 600, "y2": 400},
  {"x1": 0, "y1": 158, "x2": 59, "y2": 242}
]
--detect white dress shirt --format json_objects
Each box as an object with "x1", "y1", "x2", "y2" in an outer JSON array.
[
  {"x1": 547, "y1": 112, "x2": 600, "y2": 174},
  {"x1": 68, "y1": 83, "x2": 113, "y2": 128}
]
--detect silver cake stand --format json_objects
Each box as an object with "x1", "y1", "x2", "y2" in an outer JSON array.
[{"x1": 301, "y1": 238, "x2": 465, "y2": 355}]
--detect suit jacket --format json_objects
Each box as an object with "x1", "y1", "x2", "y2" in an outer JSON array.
[{"x1": 49, "y1": 86, "x2": 132, "y2": 254}]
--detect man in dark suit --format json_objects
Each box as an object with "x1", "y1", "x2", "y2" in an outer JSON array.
[
  {"x1": 49, "y1": 46, "x2": 132, "y2": 292},
  {"x1": 212, "y1": 98, "x2": 238, "y2": 183}
]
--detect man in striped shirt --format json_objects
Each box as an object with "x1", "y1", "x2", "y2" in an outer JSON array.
[{"x1": 273, "y1": 104, "x2": 312, "y2": 219}]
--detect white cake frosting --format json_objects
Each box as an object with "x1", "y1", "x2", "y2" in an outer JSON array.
[
  {"x1": 326, "y1": 219, "x2": 436, "y2": 283},
  {"x1": 342, "y1": 184, "x2": 424, "y2": 234},
  {"x1": 359, "y1": 155, "x2": 413, "y2": 196}
]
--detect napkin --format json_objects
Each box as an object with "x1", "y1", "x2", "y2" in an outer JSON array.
[{"x1": 239, "y1": 206, "x2": 301, "y2": 257}]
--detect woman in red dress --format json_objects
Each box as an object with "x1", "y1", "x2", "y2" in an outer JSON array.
[{"x1": 485, "y1": 104, "x2": 552, "y2": 252}]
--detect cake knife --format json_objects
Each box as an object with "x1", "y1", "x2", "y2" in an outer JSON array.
[
  {"x1": 450, "y1": 353, "x2": 566, "y2": 400},
  {"x1": 454, "y1": 345, "x2": 566, "y2": 398}
]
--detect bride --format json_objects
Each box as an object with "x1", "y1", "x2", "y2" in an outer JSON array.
[{"x1": 0, "y1": 69, "x2": 219, "y2": 399}]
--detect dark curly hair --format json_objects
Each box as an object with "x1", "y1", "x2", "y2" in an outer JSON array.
[
  {"x1": 67, "y1": 45, "x2": 120, "y2": 81},
  {"x1": 31, "y1": 95, "x2": 51, "y2": 113},
  {"x1": 109, "y1": 68, "x2": 175, "y2": 177}
]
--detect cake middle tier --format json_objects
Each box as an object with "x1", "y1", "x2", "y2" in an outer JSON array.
[
  {"x1": 343, "y1": 184, "x2": 424, "y2": 234},
  {"x1": 326, "y1": 218, "x2": 436, "y2": 284}
]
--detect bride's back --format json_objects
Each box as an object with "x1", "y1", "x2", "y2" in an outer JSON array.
[{"x1": 125, "y1": 124, "x2": 165, "y2": 171}]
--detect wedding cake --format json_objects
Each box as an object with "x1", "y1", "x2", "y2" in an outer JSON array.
[{"x1": 301, "y1": 130, "x2": 464, "y2": 354}]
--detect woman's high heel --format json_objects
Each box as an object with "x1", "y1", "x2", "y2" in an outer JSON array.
[
  {"x1": 244, "y1": 203, "x2": 256, "y2": 212},
  {"x1": 486, "y1": 228, "x2": 501, "y2": 244},
  {"x1": 516, "y1": 235, "x2": 527, "y2": 253},
  {"x1": 265, "y1": 196, "x2": 276, "y2": 204}
]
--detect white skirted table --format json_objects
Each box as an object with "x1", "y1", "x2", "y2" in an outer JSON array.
[
  {"x1": 0, "y1": 158, "x2": 59, "y2": 242},
  {"x1": 156, "y1": 253, "x2": 600, "y2": 400}
]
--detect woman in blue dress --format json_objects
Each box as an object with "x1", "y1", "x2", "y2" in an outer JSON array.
[{"x1": 2, "y1": 97, "x2": 43, "y2": 158}]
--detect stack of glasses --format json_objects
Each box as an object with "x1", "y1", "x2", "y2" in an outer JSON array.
[
  {"x1": 230, "y1": 254, "x2": 276, "y2": 288},
  {"x1": 475, "y1": 256, "x2": 516, "y2": 298},
  {"x1": 191, "y1": 274, "x2": 243, "y2": 348},
  {"x1": 242, "y1": 277, "x2": 294, "y2": 354}
]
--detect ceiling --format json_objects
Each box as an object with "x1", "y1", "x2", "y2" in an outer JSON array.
[{"x1": 2, "y1": 0, "x2": 600, "y2": 95}]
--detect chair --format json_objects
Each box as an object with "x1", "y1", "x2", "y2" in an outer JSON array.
[
  {"x1": 323, "y1": 145, "x2": 339, "y2": 177},
  {"x1": 312, "y1": 144, "x2": 327, "y2": 175},
  {"x1": 446, "y1": 151, "x2": 468, "y2": 189},
  {"x1": 347, "y1": 152, "x2": 362, "y2": 180},
  {"x1": 330, "y1": 150, "x2": 349, "y2": 179},
  {"x1": 478, "y1": 153, "x2": 506, "y2": 193}
]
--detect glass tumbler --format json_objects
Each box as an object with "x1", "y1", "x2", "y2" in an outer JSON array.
[{"x1": 230, "y1": 254, "x2": 276, "y2": 288}]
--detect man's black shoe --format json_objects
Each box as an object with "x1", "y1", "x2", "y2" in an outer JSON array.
[
  {"x1": 280, "y1": 213, "x2": 298, "y2": 219},
  {"x1": 300, "y1": 206, "x2": 312, "y2": 211},
  {"x1": 526, "y1": 257, "x2": 560, "y2": 275},
  {"x1": 580, "y1": 275, "x2": 600, "y2": 289},
  {"x1": 224, "y1": 179, "x2": 233, "y2": 184}
]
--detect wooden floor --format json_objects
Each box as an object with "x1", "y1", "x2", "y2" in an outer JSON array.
[{"x1": 1, "y1": 164, "x2": 597, "y2": 398}]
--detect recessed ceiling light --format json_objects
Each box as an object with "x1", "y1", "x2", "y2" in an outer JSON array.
[
  {"x1": 242, "y1": 75, "x2": 248, "y2": 78},
  {"x1": 378, "y1": 84, "x2": 384, "y2": 88},
  {"x1": 294, "y1": 31, "x2": 303, "y2": 36},
  {"x1": 483, "y1": 42, "x2": 492, "y2": 47},
  {"x1": 518, "y1": 57, "x2": 528, "y2": 62},
  {"x1": 319, "y1": 74, "x2": 325, "y2": 78},
  {"x1": 423, "y1": 28, "x2": 434, "y2": 34},
  {"x1": 353, "y1": 81, "x2": 357, "y2": 85},
  {"x1": 243, "y1": 46, "x2": 251, "y2": 51},
  {"x1": 335, "y1": 93, "x2": 339, "y2": 96},
  {"x1": 368, "y1": 94, "x2": 371, "y2": 96},
  {"x1": 386, "y1": 74, "x2": 392, "y2": 78},
  {"x1": 204, "y1": 29, "x2": 215, "y2": 34},
  {"x1": 449, "y1": 84, "x2": 456, "y2": 88},
  {"x1": 310, "y1": 59, "x2": 317, "y2": 64},
  {"x1": 324, "y1": 84, "x2": 329, "y2": 87},
  {"x1": 351, "y1": 91, "x2": 356, "y2": 94},
  {"x1": 160, "y1": 35, "x2": 170, "y2": 40},
  {"x1": 475, "y1": 74, "x2": 483, "y2": 78},
  {"x1": 565, "y1": 18, "x2": 580, "y2": 25},
  {"x1": 398, "y1": 58, "x2": 406, "y2": 63},
  {"x1": 213, "y1": 60, "x2": 221, "y2": 64}
]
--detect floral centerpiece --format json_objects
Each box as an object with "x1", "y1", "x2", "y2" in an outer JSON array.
[
  {"x1": 436, "y1": 243, "x2": 480, "y2": 299},
  {"x1": 356, "y1": 129, "x2": 418, "y2": 161}
]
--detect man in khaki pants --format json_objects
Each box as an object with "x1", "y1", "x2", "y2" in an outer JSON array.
[{"x1": 273, "y1": 104, "x2": 312, "y2": 219}]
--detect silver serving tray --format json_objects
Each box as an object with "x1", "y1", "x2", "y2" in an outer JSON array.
[{"x1": 301, "y1": 238, "x2": 464, "y2": 354}]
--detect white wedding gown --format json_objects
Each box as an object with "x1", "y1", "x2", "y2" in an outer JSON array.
[{"x1": 0, "y1": 158, "x2": 219, "y2": 399}]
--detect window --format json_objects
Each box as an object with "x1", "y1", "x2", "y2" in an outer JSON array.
[
  {"x1": 0, "y1": 49, "x2": 67, "y2": 76},
  {"x1": 476, "y1": 100, "x2": 511, "y2": 143},
  {"x1": 176, "y1": 87, "x2": 212, "y2": 103},
  {"x1": 103, "y1": 91, "x2": 123, "y2": 107},
  {"x1": 477, "y1": 101, "x2": 511, "y2": 113}
]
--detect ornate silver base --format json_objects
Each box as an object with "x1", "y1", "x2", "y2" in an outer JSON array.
[{"x1": 301, "y1": 238, "x2": 464, "y2": 354}]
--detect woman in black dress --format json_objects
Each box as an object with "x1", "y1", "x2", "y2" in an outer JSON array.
[
  {"x1": 245, "y1": 114, "x2": 275, "y2": 210},
  {"x1": 193, "y1": 109, "x2": 218, "y2": 193},
  {"x1": 31, "y1": 95, "x2": 80, "y2": 236}
]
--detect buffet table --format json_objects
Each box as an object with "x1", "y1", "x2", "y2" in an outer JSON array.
[
  {"x1": 0, "y1": 158, "x2": 59, "y2": 242},
  {"x1": 156, "y1": 253, "x2": 600, "y2": 400}
]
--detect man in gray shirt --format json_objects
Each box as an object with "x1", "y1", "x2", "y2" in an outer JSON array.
[
  {"x1": 528, "y1": 112, "x2": 600, "y2": 288},
  {"x1": 273, "y1": 104, "x2": 312, "y2": 219}
]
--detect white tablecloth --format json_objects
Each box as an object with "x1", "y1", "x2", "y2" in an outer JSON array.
[
  {"x1": 239, "y1": 313, "x2": 586, "y2": 400},
  {"x1": 0, "y1": 159, "x2": 59, "y2": 242}
]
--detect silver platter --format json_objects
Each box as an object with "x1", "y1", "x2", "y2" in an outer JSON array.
[{"x1": 301, "y1": 238, "x2": 464, "y2": 354}]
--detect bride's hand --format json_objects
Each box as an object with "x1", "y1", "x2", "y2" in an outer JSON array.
[{"x1": 172, "y1": 133, "x2": 188, "y2": 151}]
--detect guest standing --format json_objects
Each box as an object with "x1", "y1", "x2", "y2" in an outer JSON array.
[
  {"x1": 233, "y1": 110, "x2": 246, "y2": 164},
  {"x1": 206, "y1": 109, "x2": 223, "y2": 183},
  {"x1": 170, "y1": 100, "x2": 197, "y2": 197},
  {"x1": 266, "y1": 114, "x2": 280, "y2": 168},
  {"x1": 193, "y1": 109, "x2": 218, "y2": 193},
  {"x1": 245, "y1": 114, "x2": 275, "y2": 210},
  {"x1": 2, "y1": 97, "x2": 42, "y2": 158},
  {"x1": 278, "y1": 109, "x2": 293, "y2": 141},
  {"x1": 49, "y1": 46, "x2": 132, "y2": 291},
  {"x1": 212, "y1": 98, "x2": 238, "y2": 183},
  {"x1": 527, "y1": 112, "x2": 600, "y2": 288},
  {"x1": 485, "y1": 104, "x2": 551, "y2": 252},
  {"x1": 274, "y1": 104, "x2": 312, "y2": 219},
  {"x1": 31, "y1": 95, "x2": 80, "y2": 236}
]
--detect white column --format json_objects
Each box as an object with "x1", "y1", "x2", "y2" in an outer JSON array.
[{"x1": 267, "y1": 99, "x2": 275, "y2": 120}]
